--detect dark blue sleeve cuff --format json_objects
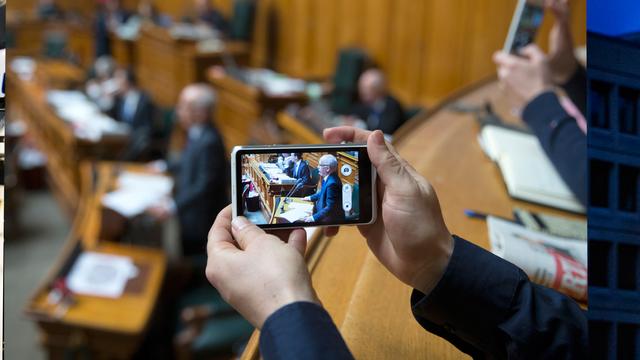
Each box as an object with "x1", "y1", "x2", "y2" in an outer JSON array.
[
  {"x1": 260, "y1": 301, "x2": 354, "y2": 360},
  {"x1": 521, "y1": 91, "x2": 569, "y2": 131},
  {"x1": 410, "y1": 235, "x2": 524, "y2": 356}
]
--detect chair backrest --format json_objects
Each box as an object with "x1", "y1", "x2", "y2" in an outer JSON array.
[
  {"x1": 330, "y1": 48, "x2": 368, "y2": 114},
  {"x1": 230, "y1": 0, "x2": 256, "y2": 41},
  {"x1": 309, "y1": 164, "x2": 320, "y2": 184},
  {"x1": 43, "y1": 31, "x2": 68, "y2": 59}
]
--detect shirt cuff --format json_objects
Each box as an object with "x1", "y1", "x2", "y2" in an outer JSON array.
[
  {"x1": 521, "y1": 91, "x2": 569, "y2": 131},
  {"x1": 411, "y1": 236, "x2": 525, "y2": 352}
]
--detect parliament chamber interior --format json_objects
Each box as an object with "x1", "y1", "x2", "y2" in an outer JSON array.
[{"x1": 3, "y1": 0, "x2": 589, "y2": 359}]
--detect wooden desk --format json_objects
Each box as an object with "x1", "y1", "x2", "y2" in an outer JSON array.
[
  {"x1": 243, "y1": 156, "x2": 295, "y2": 221},
  {"x1": 207, "y1": 69, "x2": 309, "y2": 152},
  {"x1": 109, "y1": 32, "x2": 137, "y2": 68},
  {"x1": 136, "y1": 25, "x2": 250, "y2": 108},
  {"x1": 7, "y1": 64, "x2": 130, "y2": 213},
  {"x1": 25, "y1": 162, "x2": 167, "y2": 359},
  {"x1": 34, "y1": 59, "x2": 86, "y2": 89},
  {"x1": 270, "y1": 196, "x2": 314, "y2": 224},
  {"x1": 7, "y1": 17, "x2": 94, "y2": 68},
  {"x1": 241, "y1": 79, "x2": 586, "y2": 359}
]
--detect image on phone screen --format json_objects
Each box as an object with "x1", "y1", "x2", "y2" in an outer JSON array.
[{"x1": 233, "y1": 146, "x2": 375, "y2": 229}]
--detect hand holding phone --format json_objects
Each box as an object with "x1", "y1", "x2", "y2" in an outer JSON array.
[
  {"x1": 504, "y1": 0, "x2": 545, "y2": 54},
  {"x1": 323, "y1": 128, "x2": 454, "y2": 296}
]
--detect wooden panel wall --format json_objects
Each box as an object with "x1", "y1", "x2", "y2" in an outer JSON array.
[{"x1": 251, "y1": 0, "x2": 587, "y2": 107}]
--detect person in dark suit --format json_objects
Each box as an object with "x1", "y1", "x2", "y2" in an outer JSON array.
[
  {"x1": 302, "y1": 154, "x2": 344, "y2": 223},
  {"x1": 194, "y1": 0, "x2": 229, "y2": 35},
  {"x1": 288, "y1": 153, "x2": 315, "y2": 197},
  {"x1": 350, "y1": 69, "x2": 406, "y2": 135},
  {"x1": 204, "y1": 127, "x2": 586, "y2": 359},
  {"x1": 147, "y1": 84, "x2": 228, "y2": 256},
  {"x1": 109, "y1": 68, "x2": 155, "y2": 160},
  {"x1": 95, "y1": 0, "x2": 130, "y2": 57}
]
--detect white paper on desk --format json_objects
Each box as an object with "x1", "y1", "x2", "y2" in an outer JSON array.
[
  {"x1": 278, "y1": 208, "x2": 312, "y2": 223},
  {"x1": 67, "y1": 252, "x2": 138, "y2": 298},
  {"x1": 102, "y1": 172, "x2": 174, "y2": 218}
]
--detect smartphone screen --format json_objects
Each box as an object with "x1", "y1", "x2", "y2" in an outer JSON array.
[
  {"x1": 504, "y1": 0, "x2": 545, "y2": 54},
  {"x1": 232, "y1": 145, "x2": 376, "y2": 229}
]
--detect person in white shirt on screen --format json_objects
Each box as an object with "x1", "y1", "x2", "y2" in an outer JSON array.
[{"x1": 302, "y1": 154, "x2": 344, "y2": 223}]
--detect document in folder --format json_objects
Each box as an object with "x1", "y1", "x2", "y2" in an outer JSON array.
[{"x1": 478, "y1": 125, "x2": 585, "y2": 213}]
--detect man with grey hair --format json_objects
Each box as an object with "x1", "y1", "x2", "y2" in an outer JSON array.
[
  {"x1": 302, "y1": 154, "x2": 345, "y2": 223},
  {"x1": 148, "y1": 83, "x2": 227, "y2": 256},
  {"x1": 351, "y1": 68, "x2": 406, "y2": 135}
]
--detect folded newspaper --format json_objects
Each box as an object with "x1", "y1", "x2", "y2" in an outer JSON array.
[{"x1": 488, "y1": 216, "x2": 587, "y2": 302}]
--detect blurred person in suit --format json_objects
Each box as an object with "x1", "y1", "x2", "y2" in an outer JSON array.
[
  {"x1": 493, "y1": 0, "x2": 586, "y2": 205},
  {"x1": 109, "y1": 68, "x2": 155, "y2": 160},
  {"x1": 147, "y1": 84, "x2": 228, "y2": 256},
  {"x1": 302, "y1": 154, "x2": 344, "y2": 223},
  {"x1": 289, "y1": 153, "x2": 315, "y2": 197},
  {"x1": 37, "y1": 0, "x2": 63, "y2": 20},
  {"x1": 95, "y1": 0, "x2": 131, "y2": 56},
  {"x1": 194, "y1": 0, "x2": 229, "y2": 35},
  {"x1": 349, "y1": 69, "x2": 406, "y2": 136}
]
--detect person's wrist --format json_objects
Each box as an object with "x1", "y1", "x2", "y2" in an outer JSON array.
[
  {"x1": 412, "y1": 233, "x2": 454, "y2": 296},
  {"x1": 258, "y1": 284, "x2": 318, "y2": 328}
]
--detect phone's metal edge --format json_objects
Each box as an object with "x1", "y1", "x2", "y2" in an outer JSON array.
[
  {"x1": 503, "y1": 0, "x2": 527, "y2": 53},
  {"x1": 230, "y1": 144, "x2": 378, "y2": 229},
  {"x1": 231, "y1": 146, "x2": 240, "y2": 219}
]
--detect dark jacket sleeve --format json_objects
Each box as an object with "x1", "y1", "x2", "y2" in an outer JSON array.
[
  {"x1": 260, "y1": 302, "x2": 354, "y2": 360},
  {"x1": 411, "y1": 236, "x2": 587, "y2": 359},
  {"x1": 312, "y1": 181, "x2": 340, "y2": 222},
  {"x1": 174, "y1": 134, "x2": 225, "y2": 211},
  {"x1": 521, "y1": 91, "x2": 587, "y2": 206}
]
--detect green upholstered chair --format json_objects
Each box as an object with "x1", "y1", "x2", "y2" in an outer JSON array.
[
  {"x1": 230, "y1": 0, "x2": 256, "y2": 41},
  {"x1": 330, "y1": 48, "x2": 368, "y2": 115},
  {"x1": 174, "y1": 279, "x2": 254, "y2": 359}
]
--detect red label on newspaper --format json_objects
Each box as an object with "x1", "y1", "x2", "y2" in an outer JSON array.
[{"x1": 549, "y1": 248, "x2": 587, "y2": 301}]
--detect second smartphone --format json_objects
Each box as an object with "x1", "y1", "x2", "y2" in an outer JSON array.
[{"x1": 231, "y1": 144, "x2": 377, "y2": 230}]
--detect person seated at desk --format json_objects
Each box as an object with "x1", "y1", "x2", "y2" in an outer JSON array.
[
  {"x1": 96, "y1": 0, "x2": 131, "y2": 56},
  {"x1": 147, "y1": 84, "x2": 228, "y2": 256},
  {"x1": 301, "y1": 154, "x2": 344, "y2": 223},
  {"x1": 348, "y1": 69, "x2": 406, "y2": 136},
  {"x1": 205, "y1": 127, "x2": 586, "y2": 359},
  {"x1": 86, "y1": 55, "x2": 119, "y2": 111},
  {"x1": 137, "y1": 0, "x2": 172, "y2": 28},
  {"x1": 194, "y1": 0, "x2": 229, "y2": 35},
  {"x1": 493, "y1": 0, "x2": 586, "y2": 206},
  {"x1": 108, "y1": 68, "x2": 155, "y2": 160},
  {"x1": 289, "y1": 153, "x2": 315, "y2": 196}
]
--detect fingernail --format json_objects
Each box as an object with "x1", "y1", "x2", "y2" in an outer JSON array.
[{"x1": 232, "y1": 216, "x2": 251, "y2": 231}]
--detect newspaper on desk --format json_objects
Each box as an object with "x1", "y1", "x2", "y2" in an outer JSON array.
[
  {"x1": 67, "y1": 252, "x2": 138, "y2": 298},
  {"x1": 102, "y1": 171, "x2": 174, "y2": 218},
  {"x1": 488, "y1": 216, "x2": 587, "y2": 302}
]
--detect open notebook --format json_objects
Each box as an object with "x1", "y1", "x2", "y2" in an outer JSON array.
[{"x1": 478, "y1": 125, "x2": 585, "y2": 213}]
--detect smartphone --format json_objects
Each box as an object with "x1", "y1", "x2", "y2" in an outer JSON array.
[
  {"x1": 231, "y1": 144, "x2": 377, "y2": 229},
  {"x1": 503, "y1": 0, "x2": 545, "y2": 54}
]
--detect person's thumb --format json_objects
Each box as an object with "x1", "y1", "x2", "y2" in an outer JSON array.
[
  {"x1": 366, "y1": 130, "x2": 413, "y2": 190},
  {"x1": 231, "y1": 216, "x2": 264, "y2": 250},
  {"x1": 287, "y1": 229, "x2": 307, "y2": 256}
]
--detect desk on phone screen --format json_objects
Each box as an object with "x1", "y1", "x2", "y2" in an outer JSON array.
[
  {"x1": 271, "y1": 196, "x2": 315, "y2": 224},
  {"x1": 240, "y1": 78, "x2": 586, "y2": 360}
]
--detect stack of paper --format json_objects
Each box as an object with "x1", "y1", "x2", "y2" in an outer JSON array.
[
  {"x1": 102, "y1": 172, "x2": 174, "y2": 218},
  {"x1": 47, "y1": 90, "x2": 130, "y2": 141},
  {"x1": 67, "y1": 252, "x2": 138, "y2": 298},
  {"x1": 278, "y1": 201, "x2": 314, "y2": 223}
]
